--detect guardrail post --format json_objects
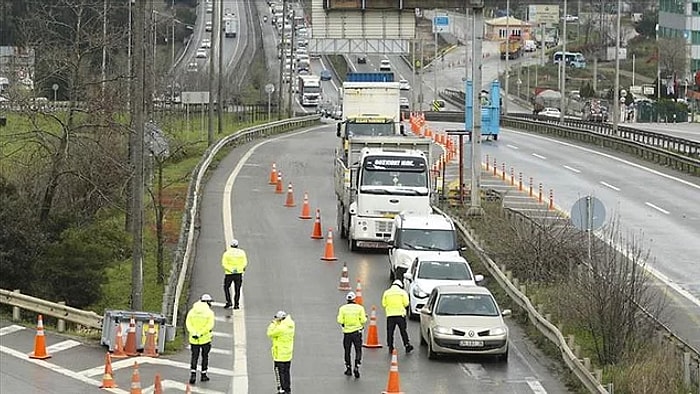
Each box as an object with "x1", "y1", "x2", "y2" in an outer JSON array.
[
  {"x1": 519, "y1": 284, "x2": 526, "y2": 295},
  {"x1": 493, "y1": 158, "x2": 497, "y2": 175},
  {"x1": 57, "y1": 301, "x2": 66, "y2": 332},
  {"x1": 485, "y1": 155, "x2": 490, "y2": 171},
  {"x1": 545, "y1": 313, "x2": 552, "y2": 322},
  {"x1": 518, "y1": 172, "x2": 523, "y2": 191},
  {"x1": 594, "y1": 368, "x2": 603, "y2": 383},
  {"x1": 501, "y1": 163, "x2": 506, "y2": 181},
  {"x1": 583, "y1": 357, "x2": 591, "y2": 370},
  {"x1": 683, "y1": 352, "x2": 690, "y2": 387},
  {"x1": 505, "y1": 271, "x2": 512, "y2": 281},
  {"x1": 12, "y1": 289, "x2": 21, "y2": 321},
  {"x1": 548, "y1": 189, "x2": 554, "y2": 210},
  {"x1": 538, "y1": 183, "x2": 543, "y2": 203},
  {"x1": 529, "y1": 177, "x2": 533, "y2": 197},
  {"x1": 567, "y1": 335, "x2": 575, "y2": 349},
  {"x1": 574, "y1": 344, "x2": 581, "y2": 358},
  {"x1": 510, "y1": 167, "x2": 514, "y2": 185},
  {"x1": 512, "y1": 278, "x2": 519, "y2": 288}
]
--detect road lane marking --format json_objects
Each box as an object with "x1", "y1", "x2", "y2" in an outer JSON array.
[
  {"x1": 156, "y1": 379, "x2": 224, "y2": 393},
  {"x1": 532, "y1": 153, "x2": 546, "y2": 159},
  {"x1": 526, "y1": 377, "x2": 549, "y2": 393},
  {"x1": 45, "y1": 339, "x2": 81, "y2": 354},
  {"x1": 79, "y1": 356, "x2": 235, "y2": 377},
  {"x1": 212, "y1": 331, "x2": 233, "y2": 338},
  {"x1": 0, "y1": 325, "x2": 24, "y2": 336},
  {"x1": 563, "y1": 165, "x2": 580, "y2": 173},
  {"x1": 459, "y1": 362, "x2": 488, "y2": 379},
  {"x1": 600, "y1": 181, "x2": 620, "y2": 191},
  {"x1": 507, "y1": 144, "x2": 519, "y2": 150},
  {"x1": 645, "y1": 202, "x2": 670, "y2": 215},
  {"x1": 0, "y1": 345, "x2": 127, "y2": 394},
  {"x1": 222, "y1": 124, "x2": 327, "y2": 394}
]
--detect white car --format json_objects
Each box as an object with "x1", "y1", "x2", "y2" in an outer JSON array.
[
  {"x1": 186, "y1": 61, "x2": 198, "y2": 72},
  {"x1": 379, "y1": 59, "x2": 391, "y2": 72},
  {"x1": 563, "y1": 14, "x2": 579, "y2": 22},
  {"x1": 399, "y1": 79, "x2": 411, "y2": 91},
  {"x1": 403, "y1": 252, "x2": 483, "y2": 319},
  {"x1": 195, "y1": 49, "x2": 208, "y2": 59},
  {"x1": 539, "y1": 107, "x2": 561, "y2": 118},
  {"x1": 200, "y1": 38, "x2": 211, "y2": 49},
  {"x1": 420, "y1": 285, "x2": 511, "y2": 361},
  {"x1": 205, "y1": 21, "x2": 212, "y2": 32}
]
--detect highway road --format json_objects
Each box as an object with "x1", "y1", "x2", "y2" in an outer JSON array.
[{"x1": 623, "y1": 122, "x2": 700, "y2": 143}]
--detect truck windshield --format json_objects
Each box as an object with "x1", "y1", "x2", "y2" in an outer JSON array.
[
  {"x1": 346, "y1": 123, "x2": 395, "y2": 137},
  {"x1": 397, "y1": 229, "x2": 456, "y2": 251},
  {"x1": 361, "y1": 170, "x2": 427, "y2": 188},
  {"x1": 303, "y1": 86, "x2": 321, "y2": 93}
]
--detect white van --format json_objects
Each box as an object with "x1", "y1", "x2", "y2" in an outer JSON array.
[
  {"x1": 379, "y1": 59, "x2": 391, "y2": 72},
  {"x1": 524, "y1": 40, "x2": 536, "y2": 52}
]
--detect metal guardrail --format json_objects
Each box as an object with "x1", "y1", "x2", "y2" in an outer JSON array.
[
  {"x1": 0, "y1": 289, "x2": 103, "y2": 330},
  {"x1": 161, "y1": 114, "x2": 321, "y2": 328}
]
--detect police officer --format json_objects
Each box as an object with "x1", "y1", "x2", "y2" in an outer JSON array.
[
  {"x1": 267, "y1": 310, "x2": 295, "y2": 394},
  {"x1": 186, "y1": 293, "x2": 216, "y2": 384},
  {"x1": 336, "y1": 291, "x2": 367, "y2": 378},
  {"x1": 221, "y1": 239, "x2": 248, "y2": 309},
  {"x1": 382, "y1": 280, "x2": 413, "y2": 354}
]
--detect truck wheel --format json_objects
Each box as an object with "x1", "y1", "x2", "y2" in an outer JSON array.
[
  {"x1": 336, "y1": 204, "x2": 347, "y2": 239},
  {"x1": 348, "y1": 236, "x2": 358, "y2": 252}
]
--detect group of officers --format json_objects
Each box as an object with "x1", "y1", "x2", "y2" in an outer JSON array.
[{"x1": 185, "y1": 240, "x2": 414, "y2": 394}]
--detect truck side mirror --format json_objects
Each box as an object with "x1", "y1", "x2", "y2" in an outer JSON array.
[{"x1": 336, "y1": 122, "x2": 341, "y2": 137}]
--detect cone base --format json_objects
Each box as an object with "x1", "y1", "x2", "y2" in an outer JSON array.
[
  {"x1": 362, "y1": 343, "x2": 383, "y2": 348},
  {"x1": 311, "y1": 235, "x2": 324, "y2": 239},
  {"x1": 29, "y1": 353, "x2": 51, "y2": 360},
  {"x1": 322, "y1": 257, "x2": 338, "y2": 261},
  {"x1": 109, "y1": 352, "x2": 129, "y2": 359},
  {"x1": 381, "y1": 391, "x2": 405, "y2": 394},
  {"x1": 284, "y1": 203, "x2": 296, "y2": 207},
  {"x1": 142, "y1": 352, "x2": 159, "y2": 358},
  {"x1": 299, "y1": 215, "x2": 312, "y2": 219}
]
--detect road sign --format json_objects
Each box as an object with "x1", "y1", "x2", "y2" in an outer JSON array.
[
  {"x1": 265, "y1": 83, "x2": 275, "y2": 94},
  {"x1": 181, "y1": 91, "x2": 210, "y2": 104},
  {"x1": 570, "y1": 196, "x2": 606, "y2": 231},
  {"x1": 432, "y1": 16, "x2": 449, "y2": 34}
]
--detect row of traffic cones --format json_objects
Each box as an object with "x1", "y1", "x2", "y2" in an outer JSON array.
[
  {"x1": 111, "y1": 316, "x2": 159, "y2": 358},
  {"x1": 100, "y1": 356, "x2": 192, "y2": 393}
]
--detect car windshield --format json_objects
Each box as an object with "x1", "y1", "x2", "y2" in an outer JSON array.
[
  {"x1": 417, "y1": 261, "x2": 471, "y2": 280},
  {"x1": 435, "y1": 294, "x2": 498, "y2": 316},
  {"x1": 397, "y1": 229, "x2": 456, "y2": 251}
]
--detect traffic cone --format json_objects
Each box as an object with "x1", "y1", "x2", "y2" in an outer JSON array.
[
  {"x1": 99, "y1": 353, "x2": 118, "y2": 388},
  {"x1": 111, "y1": 324, "x2": 128, "y2": 358},
  {"x1": 284, "y1": 183, "x2": 296, "y2": 207},
  {"x1": 124, "y1": 316, "x2": 139, "y2": 357},
  {"x1": 381, "y1": 349, "x2": 404, "y2": 394},
  {"x1": 142, "y1": 317, "x2": 158, "y2": 357},
  {"x1": 337, "y1": 262, "x2": 351, "y2": 289},
  {"x1": 153, "y1": 373, "x2": 163, "y2": 394},
  {"x1": 29, "y1": 314, "x2": 51, "y2": 359},
  {"x1": 310, "y1": 209, "x2": 323, "y2": 239},
  {"x1": 321, "y1": 228, "x2": 338, "y2": 261},
  {"x1": 363, "y1": 305, "x2": 383, "y2": 348},
  {"x1": 355, "y1": 279, "x2": 364, "y2": 306},
  {"x1": 130, "y1": 362, "x2": 142, "y2": 394},
  {"x1": 298, "y1": 192, "x2": 312, "y2": 219},
  {"x1": 268, "y1": 162, "x2": 278, "y2": 185},
  {"x1": 275, "y1": 172, "x2": 284, "y2": 194}
]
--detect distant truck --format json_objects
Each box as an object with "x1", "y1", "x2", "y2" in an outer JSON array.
[
  {"x1": 298, "y1": 75, "x2": 321, "y2": 107},
  {"x1": 224, "y1": 18, "x2": 238, "y2": 38},
  {"x1": 499, "y1": 35, "x2": 523, "y2": 60},
  {"x1": 337, "y1": 75, "x2": 402, "y2": 142}
]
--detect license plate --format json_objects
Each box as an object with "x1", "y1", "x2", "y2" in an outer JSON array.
[
  {"x1": 357, "y1": 241, "x2": 388, "y2": 249},
  {"x1": 460, "y1": 340, "x2": 484, "y2": 347}
]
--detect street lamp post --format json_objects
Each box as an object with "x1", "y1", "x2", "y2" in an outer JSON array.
[
  {"x1": 504, "y1": 0, "x2": 509, "y2": 115},
  {"x1": 612, "y1": 0, "x2": 621, "y2": 132},
  {"x1": 559, "y1": 0, "x2": 567, "y2": 123},
  {"x1": 467, "y1": 0, "x2": 484, "y2": 217}
]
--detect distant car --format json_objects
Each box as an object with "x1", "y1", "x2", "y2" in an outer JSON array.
[
  {"x1": 539, "y1": 107, "x2": 561, "y2": 118},
  {"x1": 563, "y1": 14, "x2": 578, "y2": 22},
  {"x1": 419, "y1": 285, "x2": 511, "y2": 361},
  {"x1": 400, "y1": 97, "x2": 410, "y2": 111},
  {"x1": 379, "y1": 59, "x2": 391, "y2": 72},
  {"x1": 357, "y1": 55, "x2": 367, "y2": 64},
  {"x1": 399, "y1": 79, "x2": 411, "y2": 91},
  {"x1": 195, "y1": 49, "x2": 208, "y2": 59},
  {"x1": 186, "y1": 61, "x2": 198, "y2": 72},
  {"x1": 200, "y1": 38, "x2": 211, "y2": 49},
  {"x1": 205, "y1": 21, "x2": 212, "y2": 32},
  {"x1": 320, "y1": 69, "x2": 332, "y2": 81}
]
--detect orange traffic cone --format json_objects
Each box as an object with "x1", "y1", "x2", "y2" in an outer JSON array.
[
  {"x1": 284, "y1": 183, "x2": 296, "y2": 207},
  {"x1": 310, "y1": 209, "x2": 323, "y2": 239},
  {"x1": 337, "y1": 262, "x2": 351, "y2": 289},
  {"x1": 321, "y1": 228, "x2": 338, "y2": 261},
  {"x1": 268, "y1": 162, "x2": 278, "y2": 185},
  {"x1": 99, "y1": 353, "x2": 118, "y2": 388},
  {"x1": 153, "y1": 373, "x2": 163, "y2": 394},
  {"x1": 298, "y1": 192, "x2": 312, "y2": 219},
  {"x1": 111, "y1": 324, "x2": 128, "y2": 358},
  {"x1": 124, "y1": 316, "x2": 139, "y2": 357},
  {"x1": 29, "y1": 314, "x2": 51, "y2": 359},
  {"x1": 142, "y1": 317, "x2": 158, "y2": 357},
  {"x1": 355, "y1": 279, "x2": 364, "y2": 305},
  {"x1": 130, "y1": 362, "x2": 142, "y2": 394},
  {"x1": 381, "y1": 349, "x2": 404, "y2": 394},
  {"x1": 275, "y1": 172, "x2": 284, "y2": 194},
  {"x1": 363, "y1": 305, "x2": 383, "y2": 348}
]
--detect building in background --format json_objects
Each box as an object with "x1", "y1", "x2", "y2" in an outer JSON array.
[
  {"x1": 658, "y1": 0, "x2": 700, "y2": 89},
  {"x1": 0, "y1": 46, "x2": 36, "y2": 92}
]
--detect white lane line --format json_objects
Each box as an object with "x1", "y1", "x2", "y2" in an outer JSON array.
[
  {"x1": 318, "y1": 56, "x2": 339, "y2": 92},
  {"x1": 0, "y1": 345, "x2": 128, "y2": 393},
  {"x1": 79, "y1": 356, "x2": 235, "y2": 378},
  {"x1": 156, "y1": 380, "x2": 224, "y2": 393},
  {"x1": 532, "y1": 153, "x2": 547, "y2": 159},
  {"x1": 0, "y1": 325, "x2": 24, "y2": 336},
  {"x1": 45, "y1": 339, "x2": 81, "y2": 354},
  {"x1": 563, "y1": 165, "x2": 580, "y2": 173},
  {"x1": 526, "y1": 377, "x2": 549, "y2": 394},
  {"x1": 645, "y1": 202, "x2": 670, "y2": 215},
  {"x1": 222, "y1": 124, "x2": 328, "y2": 394},
  {"x1": 506, "y1": 144, "x2": 519, "y2": 150},
  {"x1": 212, "y1": 331, "x2": 233, "y2": 338},
  {"x1": 600, "y1": 181, "x2": 620, "y2": 191}
]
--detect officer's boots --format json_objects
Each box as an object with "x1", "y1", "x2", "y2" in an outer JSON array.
[
  {"x1": 354, "y1": 361, "x2": 361, "y2": 378},
  {"x1": 344, "y1": 365, "x2": 352, "y2": 376},
  {"x1": 189, "y1": 372, "x2": 196, "y2": 384},
  {"x1": 201, "y1": 372, "x2": 210, "y2": 382}
]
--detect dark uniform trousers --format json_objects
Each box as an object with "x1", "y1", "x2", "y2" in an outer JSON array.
[
  {"x1": 343, "y1": 330, "x2": 363, "y2": 367},
  {"x1": 386, "y1": 315, "x2": 409, "y2": 349}
]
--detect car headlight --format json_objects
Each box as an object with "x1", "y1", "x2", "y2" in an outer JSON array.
[
  {"x1": 489, "y1": 326, "x2": 507, "y2": 336},
  {"x1": 412, "y1": 285, "x2": 429, "y2": 298},
  {"x1": 433, "y1": 325, "x2": 452, "y2": 335}
]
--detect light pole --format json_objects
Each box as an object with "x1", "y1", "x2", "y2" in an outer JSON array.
[
  {"x1": 656, "y1": 23, "x2": 661, "y2": 114},
  {"x1": 559, "y1": 0, "x2": 567, "y2": 123},
  {"x1": 468, "y1": 0, "x2": 484, "y2": 217},
  {"x1": 504, "y1": 0, "x2": 509, "y2": 115},
  {"x1": 612, "y1": 0, "x2": 621, "y2": 132}
]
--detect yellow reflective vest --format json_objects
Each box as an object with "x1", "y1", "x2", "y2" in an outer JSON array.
[
  {"x1": 337, "y1": 303, "x2": 367, "y2": 334},
  {"x1": 267, "y1": 316, "x2": 295, "y2": 362},
  {"x1": 221, "y1": 247, "x2": 248, "y2": 274},
  {"x1": 382, "y1": 285, "x2": 409, "y2": 317},
  {"x1": 186, "y1": 301, "x2": 215, "y2": 345}
]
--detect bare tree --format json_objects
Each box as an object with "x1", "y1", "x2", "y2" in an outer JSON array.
[{"x1": 658, "y1": 37, "x2": 686, "y2": 76}]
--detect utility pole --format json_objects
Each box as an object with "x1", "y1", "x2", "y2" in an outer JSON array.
[
  {"x1": 503, "y1": 0, "x2": 509, "y2": 115},
  {"x1": 101, "y1": 0, "x2": 107, "y2": 93},
  {"x1": 559, "y1": 0, "x2": 567, "y2": 123},
  {"x1": 171, "y1": 0, "x2": 175, "y2": 65},
  {"x1": 419, "y1": 39, "x2": 424, "y2": 112},
  {"x1": 145, "y1": 0, "x2": 154, "y2": 120},
  {"x1": 287, "y1": 10, "x2": 295, "y2": 118},
  {"x1": 217, "y1": 0, "x2": 224, "y2": 134},
  {"x1": 131, "y1": 0, "x2": 146, "y2": 312},
  {"x1": 433, "y1": 17, "x2": 438, "y2": 105},
  {"x1": 467, "y1": 1, "x2": 484, "y2": 217},
  {"x1": 612, "y1": 0, "x2": 621, "y2": 132},
  {"x1": 411, "y1": 39, "x2": 416, "y2": 111},
  {"x1": 207, "y1": 0, "x2": 218, "y2": 145},
  {"x1": 277, "y1": 0, "x2": 288, "y2": 119}
]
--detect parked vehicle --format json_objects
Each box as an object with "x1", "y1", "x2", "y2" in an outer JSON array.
[{"x1": 499, "y1": 35, "x2": 523, "y2": 60}]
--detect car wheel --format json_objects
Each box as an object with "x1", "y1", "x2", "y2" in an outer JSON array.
[
  {"x1": 336, "y1": 203, "x2": 347, "y2": 239},
  {"x1": 427, "y1": 332, "x2": 438, "y2": 360},
  {"x1": 497, "y1": 347, "x2": 509, "y2": 362},
  {"x1": 406, "y1": 306, "x2": 416, "y2": 321}
]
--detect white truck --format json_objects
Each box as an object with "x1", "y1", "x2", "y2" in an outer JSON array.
[
  {"x1": 336, "y1": 80, "x2": 403, "y2": 141},
  {"x1": 298, "y1": 75, "x2": 321, "y2": 107},
  {"x1": 224, "y1": 18, "x2": 238, "y2": 38},
  {"x1": 335, "y1": 137, "x2": 433, "y2": 251}
]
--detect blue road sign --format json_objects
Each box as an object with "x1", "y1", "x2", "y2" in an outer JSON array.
[{"x1": 433, "y1": 16, "x2": 449, "y2": 26}]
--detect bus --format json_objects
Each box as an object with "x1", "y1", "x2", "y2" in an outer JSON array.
[{"x1": 552, "y1": 51, "x2": 587, "y2": 69}]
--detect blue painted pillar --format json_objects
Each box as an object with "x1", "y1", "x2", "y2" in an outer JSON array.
[{"x1": 465, "y1": 80, "x2": 473, "y2": 131}]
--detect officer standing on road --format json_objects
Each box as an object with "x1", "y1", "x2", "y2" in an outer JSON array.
[
  {"x1": 221, "y1": 239, "x2": 248, "y2": 309},
  {"x1": 382, "y1": 280, "x2": 414, "y2": 354},
  {"x1": 337, "y1": 291, "x2": 367, "y2": 378},
  {"x1": 267, "y1": 310, "x2": 295, "y2": 394},
  {"x1": 186, "y1": 293, "x2": 216, "y2": 384}
]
